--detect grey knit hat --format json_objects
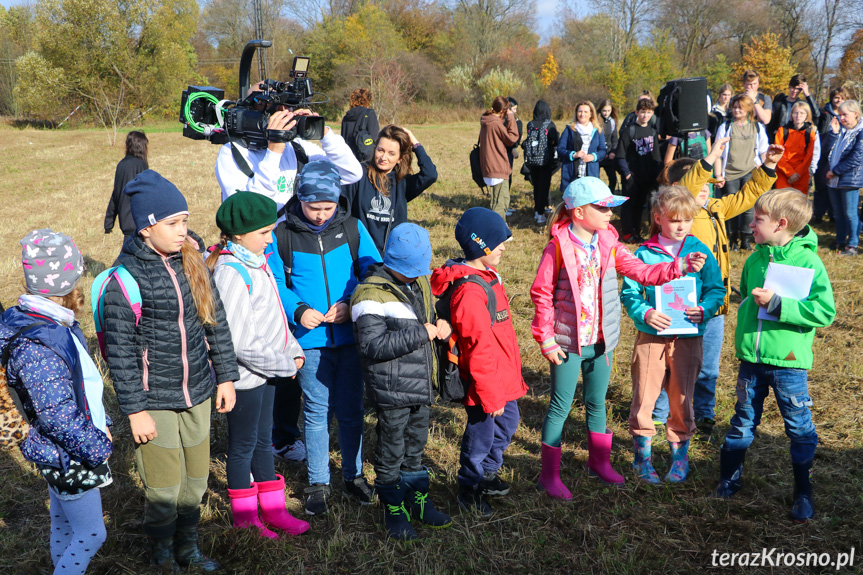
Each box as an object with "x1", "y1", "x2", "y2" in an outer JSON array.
[{"x1": 20, "y1": 228, "x2": 84, "y2": 296}]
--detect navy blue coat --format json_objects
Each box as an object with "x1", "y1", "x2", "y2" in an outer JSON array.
[
  {"x1": 825, "y1": 127, "x2": 863, "y2": 189},
  {"x1": 557, "y1": 124, "x2": 607, "y2": 191}
]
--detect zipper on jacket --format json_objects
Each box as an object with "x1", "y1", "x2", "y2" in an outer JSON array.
[
  {"x1": 161, "y1": 256, "x2": 192, "y2": 408},
  {"x1": 754, "y1": 252, "x2": 774, "y2": 364},
  {"x1": 317, "y1": 235, "x2": 335, "y2": 347},
  {"x1": 142, "y1": 347, "x2": 149, "y2": 391}
]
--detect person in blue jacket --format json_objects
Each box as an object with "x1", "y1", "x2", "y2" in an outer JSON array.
[
  {"x1": 1, "y1": 229, "x2": 112, "y2": 575},
  {"x1": 557, "y1": 100, "x2": 607, "y2": 192},
  {"x1": 267, "y1": 160, "x2": 382, "y2": 517},
  {"x1": 823, "y1": 99, "x2": 863, "y2": 256}
]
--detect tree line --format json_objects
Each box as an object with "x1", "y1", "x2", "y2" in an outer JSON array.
[{"x1": 1, "y1": 0, "x2": 863, "y2": 141}]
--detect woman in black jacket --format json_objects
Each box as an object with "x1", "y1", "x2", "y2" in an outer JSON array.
[
  {"x1": 342, "y1": 125, "x2": 438, "y2": 253},
  {"x1": 341, "y1": 88, "x2": 380, "y2": 163},
  {"x1": 522, "y1": 100, "x2": 559, "y2": 225},
  {"x1": 104, "y1": 131, "x2": 148, "y2": 239},
  {"x1": 597, "y1": 98, "x2": 619, "y2": 192}
]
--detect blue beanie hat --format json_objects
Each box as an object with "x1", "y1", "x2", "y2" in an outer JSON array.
[
  {"x1": 296, "y1": 160, "x2": 341, "y2": 203},
  {"x1": 455, "y1": 207, "x2": 512, "y2": 260},
  {"x1": 124, "y1": 170, "x2": 189, "y2": 233},
  {"x1": 384, "y1": 223, "x2": 432, "y2": 278}
]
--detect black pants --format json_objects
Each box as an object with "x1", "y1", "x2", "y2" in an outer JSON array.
[
  {"x1": 227, "y1": 384, "x2": 276, "y2": 489},
  {"x1": 717, "y1": 171, "x2": 754, "y2": 239},
  {"x1": 621, "y1": 176, "x2": 656, "y2": 237},
  {"x1": 529, "y1": 165, "x2": 554, "y2": 215},
  {"x1": 601, "y1": 161, "x2": 618, "y2": 192},
  {"x1": 374, "y1": 405, "x2": 429, "y2": 485},
  {"x1": 271, "y1": 375, "x2": 303, "y2": 450}
]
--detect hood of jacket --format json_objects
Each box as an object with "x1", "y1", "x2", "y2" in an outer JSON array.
[
  {"x1": 430, "y1": 259, "x2": 499, "y2": 297},
  {"x1": 532, "y1": 100, "x2": 552, "y2": 123},
  {"x1": 343, "y1": 106, "x2": 371, "y2": 123},
  {"x1": 751, "y1": 224, "x2": 818, "y2": 260}
]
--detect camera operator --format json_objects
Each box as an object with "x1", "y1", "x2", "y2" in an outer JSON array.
[{"x1": 215, "y1": 82, "x2": 363, "y2": 214}]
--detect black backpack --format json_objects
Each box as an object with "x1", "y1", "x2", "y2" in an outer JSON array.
[
  {"x1": 434, "y1": 275, "x2": 498, "y2": 403},
  {"x1": 273, "y1": 217, "x2": 361, "y2": 289},
  {"x1": 523, "y1": 119, "x2": 552, "y2": 167},
  {"x1": 352, "y1": 111, "x2": 375, "y2": 163}
]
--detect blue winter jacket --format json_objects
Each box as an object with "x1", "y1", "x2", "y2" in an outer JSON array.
[
  {"x1": 0, "y1": 307, "x2": 112, "y2": 471},
  {"x1": 620, "y1": 235, "x2": 726, "y2": 338},
  {"x1": 557, "y1": 124, "x2": 607, "y2": 191},
  {"x1": 267, "y1": 195, "x2": 382, "y2": 349},
  {"x1": 824, "y1": 124, "x2": 863, "y2": 189}
]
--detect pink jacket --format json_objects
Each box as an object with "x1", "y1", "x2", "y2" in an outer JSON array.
[{"x1": 530, "y1": 219, "x2": 685, "y2": 356}]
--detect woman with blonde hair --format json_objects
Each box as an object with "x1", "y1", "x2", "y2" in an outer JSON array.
[{"x1": 557, "y1": 100, "x2": 607, "y2": 192}]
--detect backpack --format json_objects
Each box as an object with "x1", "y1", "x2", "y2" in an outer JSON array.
[
  {"x1": 0, "y1": 320, "x2": 46, "y2": 449},
  {"x1": 273, "y1": 217, "x2": 361, "y2": 289},
  {"x1": 219, "y1": 261, "x2": 254, "y2": 294},
  {"x1": 433, "y1": 275, "x2": 499, "y2": 403},
  {"x1": 523, "y1": 119, "x2": 552, "y2": 167},
  {"x1": 91, "y1": 265, "x2": 142, "y2": 360},
  {"x1": 675, "y1": 130, "x2": 708, "y2": 161},
  {"x1": 352, "y1": 111, "x2": 375, "y2": 163}
]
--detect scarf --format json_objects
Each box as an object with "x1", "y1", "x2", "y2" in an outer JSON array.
[
  {"x1": 18, "y1": 294, "x2": 75, "y2": 326},
  {"x1": 227, "y1": 241, "x2": 265, "y2": 269}
]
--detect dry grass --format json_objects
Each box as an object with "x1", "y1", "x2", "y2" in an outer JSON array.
[{"x1": 0, "y1": 121, "x2": 862, "y2": 575}]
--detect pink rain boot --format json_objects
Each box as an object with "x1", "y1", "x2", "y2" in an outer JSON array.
[
  {"x1": 538, "y1": 443, "x2": 573, "y2": 500},
  {"x1": 586, "y1": 429, "x2": 626, "y2": 485},
  {"x1": 256, "y1": 475, "x2": 311, "y2": 536},
  {"x1": 227, "y1": 484, "x2": 279, "y2": 540}
]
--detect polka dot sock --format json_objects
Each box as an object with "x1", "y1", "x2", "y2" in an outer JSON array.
[{"x1": 48, "y1": 488, "x2": 107, "y2": 575}]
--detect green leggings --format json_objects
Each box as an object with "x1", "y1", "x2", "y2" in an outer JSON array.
[{"x1": 542, "y1": 344, "x2": 613, "y2": 446}]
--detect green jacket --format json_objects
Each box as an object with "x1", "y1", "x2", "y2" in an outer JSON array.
[{"x1": 735, "y1": 226, "x2": 835, "y2": 369}]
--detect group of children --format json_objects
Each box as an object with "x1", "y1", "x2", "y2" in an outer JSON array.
[{"x1": 0, "y1": 131, "x2": 837, "y2": 572}]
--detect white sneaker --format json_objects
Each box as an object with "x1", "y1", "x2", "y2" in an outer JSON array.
[
  {"x1": 273, "y1": 440, "x2": 307, "y2": 462},
  {"x1": 536, "y1": 213, "x2": 547, "y2": 225},
  {"x1": 505, "y1": 208, "x2": 515, "y2": 216}
]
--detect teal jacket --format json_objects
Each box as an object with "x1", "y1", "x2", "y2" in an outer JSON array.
[
  {"x1": 621, "y1": 234, "x2": 725, "y2": 338},
  {"x1": 735, "y1": 226, "x2": 835, "y2": 369}
]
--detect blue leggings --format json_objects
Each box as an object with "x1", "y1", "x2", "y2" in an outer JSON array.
[{"x1": 49, "y1": 487, "x2": 106, "y2": 575}]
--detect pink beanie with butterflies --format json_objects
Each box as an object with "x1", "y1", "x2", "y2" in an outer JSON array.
[{"x1": 20, "y1": 228, "x2": 84, "y2": 297}]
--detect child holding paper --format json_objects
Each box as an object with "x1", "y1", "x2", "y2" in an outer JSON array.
[
  {"x1": 713, "y1": 188, "x2": 835, "y2": 522},
  {"x1": 621, "y1": 187, "x2": 725, "y2": 484}
]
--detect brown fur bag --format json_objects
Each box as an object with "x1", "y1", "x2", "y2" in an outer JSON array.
[{"x1": 0, "y1": 366, "x2": 29, "y2": 449}]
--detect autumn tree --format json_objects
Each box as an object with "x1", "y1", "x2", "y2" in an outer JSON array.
[
  {"x1": 540, "y1": 51, "x2": 558, "y2": 89},
  {"x1": 733, "y1": 32, "x2": 795, "y2": 95}
]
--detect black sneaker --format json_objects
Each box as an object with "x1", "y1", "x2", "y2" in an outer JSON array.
[
  {"x1": 343, "y1": 475, "x2": 376, "y2": 505},
  {"x1": 457, "y1": 484, "x2": 492, "y2": 517},
  {"x1": 479, "y1": 473, "x2": 510, "y2": 496},
  {"x1": 304, "y1": 483, "x2": 331, "y2": 516},
  {"x1": 695, "y1": 417, "x2": 715, "y2": 441}
]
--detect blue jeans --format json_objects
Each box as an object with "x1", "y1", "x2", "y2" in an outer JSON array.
[
  {"x1": 828, "y1": 187, "x2": 861, "y2": 248},
  {"x1": 457, "y1": 400, "x2": 520, "y2": 487},
  {"x1": 653, "y1": 314, "x2": 725, "y2": 423},
  {"x1": 722, "y1": 362, "x2": 818, "y2": 464},
  {"x1": 297, "y1": 346, "x2": 365, "y2": 485}
]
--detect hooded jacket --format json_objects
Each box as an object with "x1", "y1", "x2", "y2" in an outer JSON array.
[
  {"x1": 102, "y1": 235, "x2": 240, "y2": 415},
  {"x1": 523, "y1": 101, "x2": 560, "y2": 168},
  {"x1": 351, "y1": 264, "x2": 437, "y2": 409},
  {"x1": 679, "y1": 160, "x2": 777, "y2": 313},
  {"x1": 530, "y1": 220, "x2": 685, "y2": 356},
  {"x1": 558, "y1": 124, "x2": 607, "y2": 190},
  {"x1": 340, "y1": 105, "x2": 380, "y2": 160},
  {"x1": 621, "y1": 234, "x2": 726, "y2": 337},
  {"x1": 342, "y1": 144, "x2": 438, "y2": 253},
  {"x1": 430, "y1": 260, "x2": 527, "y2": 414},
  {"x1": 824, "y1": 121, "x2": 863, "y2": 189},
  {"x1": 267, "y1": 195, "x2": 382, "y2": 350},
  {"x1": 104, "y1": 155, "x2": 146, "y2": 235},
  {"x1": 479, "y1": 113, "x2": 520, "y2": 179},
  {"x1": 735, "y1": 227, "x2": 835, "y2": 369},
  {"x1": 774, "y1": 122, "x2": 818, "y2": 191}
]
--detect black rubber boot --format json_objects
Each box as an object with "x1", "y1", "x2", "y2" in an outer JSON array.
[
  {"x1": 401, "y1": 468, "x2": 452, "y2": 529},
  {"x1": 457, "y1": 483, "x2": 492, "y2": 517},
  {"x1": 147, "y1": 536, "x2": 181, "y2": 572},
  {"x1": 790, "y1": 459, "x2": 814, "y2": 522},
  {"x1": 712, "y1": 448, "x2": 746, "y2": 498},
  {"x1": 375, "y1": 479, "x2": 418, "y2": 541},
  {"x1": 741, "y1": 234, "x2": 755, "y2": 251},
  {"x1": 174, "y1": 512, "x2": 221, "y2": 572}
]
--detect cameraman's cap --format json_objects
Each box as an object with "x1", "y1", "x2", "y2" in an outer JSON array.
[
  {"x1": 217, "y1": 192, "x2": 278, "y2": 236},
  {"x1": 455, "y1": 207, "x2": 512, "y2": 261},
  {"x1": 296, "y1": 160, "x2": 341, "y2": 203},
  {"x1": 384, "y1": 223, "x2": 432, "y2": 278},
  {"x1": 124, "y1": 170, "x2": 189, "y2": 234},
  {"x1": 563, "y1": 177, "x2": 628, "y2": 210},
  {"x1": 20, "y1": 228, "x2": 84, "y2": 297}
]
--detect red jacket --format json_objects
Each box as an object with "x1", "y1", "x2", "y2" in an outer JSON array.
[{"x1": 431, "y1": 260, "x2": 528, "y2": 413}]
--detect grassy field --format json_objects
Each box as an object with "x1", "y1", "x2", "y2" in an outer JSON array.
[{"x1": 0, "y1": 120, "x2": 861, "y2": 575}]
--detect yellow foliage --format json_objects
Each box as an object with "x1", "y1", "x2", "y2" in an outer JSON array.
[
  {"x1": 733, "y1": 33, "x2": 795, "y2": 96},
  {"x1": 540, "y1": 51, "x2": 559, "y2": 89}
]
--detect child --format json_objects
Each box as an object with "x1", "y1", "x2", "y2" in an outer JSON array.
[
  {"x1": 617, "y1": 98, "x2": 663, "y2": 243},
  {"x1": 774, "y1": 101, "x2": 818, "y2": 194},
  {"x1": 430, "y1": 208, "x2": 527, "y2": 516},
  {"x1": 530, "y1": 178, "x2": 705, "y2": 499},
  {"x1": 351, "y1": 223, "x2": 453, "y2": 540},
  {"x1": 1, "y1": 230, "x2": 112, "y2": 575},
  {"x1": 102, "y1": 170, "x2": 239, "y2": 571},
  {"x1": 620, "y1": 187, "x2": 726, "y2": 483},
  {"x1": 658, "y1": 138, "x2": 782, "y2": 436},
  {"x1": 713, "y1": 189, "x2": 835, "y2": 522},
  {"x1": 207, "y1": 192, "x2": 310, "y2": 539},
  {"x1": 266, "y1": 160, "x2": 382, "y2": 516}
]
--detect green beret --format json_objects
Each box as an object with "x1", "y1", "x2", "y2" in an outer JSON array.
[{"x1": 216, "y1": 192, "x2": 278, "y2": 236}]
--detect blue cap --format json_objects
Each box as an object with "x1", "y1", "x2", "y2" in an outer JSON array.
[
  {"x1": 296, "y1": 160, "x2": 341, "y2": 203},
  {"x1": 563, "y1": 177, "x2": 628, "y2": 210},
  {"x1": 124, "y1": 170, "x2": 189, "y2": 234},
  {"x1": 384, "y1": 223, "x2": 432, "y2": 278},
  {"x1": 455, "y1": 207, "x2": 512, "y2": 260}
]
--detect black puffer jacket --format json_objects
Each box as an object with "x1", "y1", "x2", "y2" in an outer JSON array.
[
  {"x1": 103, "y1": 235, "x2": 239, "y2": 415},
  {"x1": 350, "y1": 264, "x2": 437, "y2": 410}
]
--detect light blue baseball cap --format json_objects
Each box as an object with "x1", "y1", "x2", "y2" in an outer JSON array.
[{"x1": 563, "y1": 177, "x2": 628, "y2": 210}]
